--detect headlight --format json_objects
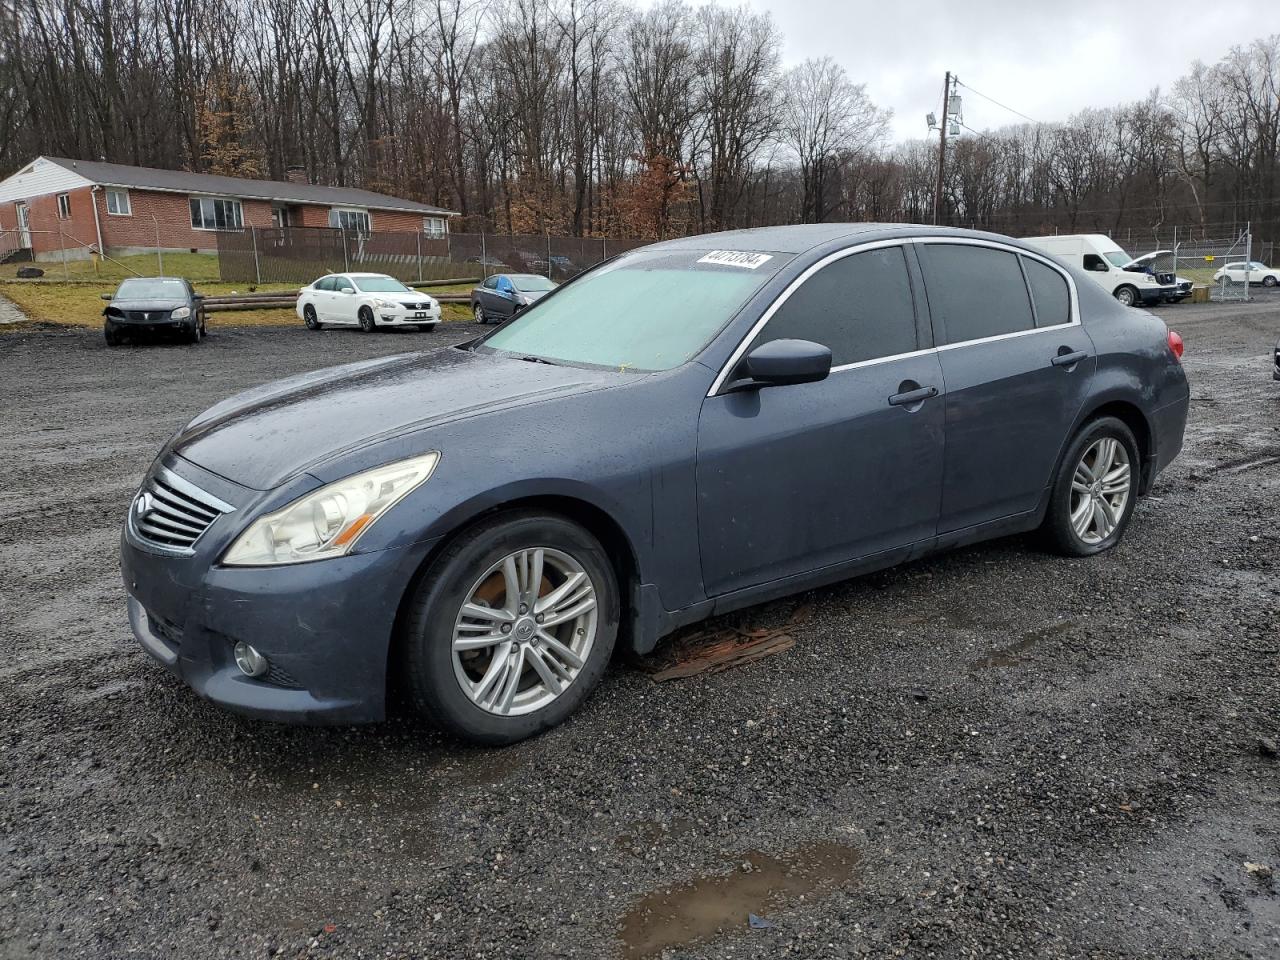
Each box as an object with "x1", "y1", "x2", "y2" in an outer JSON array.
[
  {"x1": 172, "y1": 306, "x2": 191, "y2": 319},
  {"x1": 222, "y1": 452, "x2": 440, "y2": 566},
  {"x1": 374, "y1": 297, "x2": 390, "y2": 308}
]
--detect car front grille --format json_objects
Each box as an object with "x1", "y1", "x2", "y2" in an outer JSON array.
[
  {"x1": 405, "y1": 302, "x2": 431, "y2": 310},
  {"x1": 131, "y1": 466, "x2": 233, "y2": 553},
  {"x1": 126, "y1": 309, "x2": 171, "y2": 322}
]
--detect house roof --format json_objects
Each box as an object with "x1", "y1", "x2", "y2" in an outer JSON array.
[{"x1": 43, "y1": 157, "x2": 457, "y2": 216}]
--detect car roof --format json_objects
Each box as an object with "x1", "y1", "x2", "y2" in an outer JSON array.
[{"x1": 645, "y1": 223, "x2": 1037, "y2": 256}]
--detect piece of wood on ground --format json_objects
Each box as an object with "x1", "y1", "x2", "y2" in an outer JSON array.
[{"x1": 642, "y1": 602, "x2": 814, "y2": 681}]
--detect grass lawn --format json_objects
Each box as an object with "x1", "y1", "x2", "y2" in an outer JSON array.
[
  {"x1": 0, "y1": 275, "x2": 476, "y2": 329},
  {"x1": 0, "y1": 252, "x2": 225, "y2": 283}
]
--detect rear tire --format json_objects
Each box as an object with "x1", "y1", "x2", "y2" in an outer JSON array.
[
  {"x1": 399, "y1": 511, "x2": 619, "y2": 745},
  {"x1": 1042, "y1": 417, "x2": 1140, "y2": 557},
  {"x1": 1263, "y1": 275, "x2": 1277, "y2": 288},
  {"x1": 359, "y1": 306, "x2": 376, "y2": 332},
  {"x1": 1113, "y1": 285, "x2": 1137, "y2": 307},
  {"x1": 303, "y1": 304, "x2": 322, "y2": 330},
  {"x1": 473, "y1": 303, "x2": 486, "y2": 324}
]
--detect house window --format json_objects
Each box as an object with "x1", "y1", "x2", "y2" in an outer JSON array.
[
  {"x1": 57, "y1": 193, "x2": 71, "y2": 219},
  {"x1": 190, "y1": 196, "x2": 244, "y2": 231},
  {"x1": 329, "y1": 208, "x2": 371, "y2": 234},
  {"x1": 105, "y1": 189, "x2": 131, "y2": 215},
  {"x1": 423, "y1": 216, "x2": 447, "y2": 238}
]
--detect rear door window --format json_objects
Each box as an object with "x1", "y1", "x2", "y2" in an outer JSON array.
[
  {"x1": 917, "y1": 244, "x2": 1035, "y2": 344},
  {"x1": 1022, "y1": 257, "x2": 1072, "y2": 327},
  {"x1": 751, "y1": 245, "x2": 918, "y2": 366}
]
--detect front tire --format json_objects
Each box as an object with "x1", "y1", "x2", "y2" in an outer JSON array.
[
  {"x1": 358, "y1": 306, "x2": 376, "y2": 332},
  {"x1": 1114, "y1": 285, "x2": 1138, "y2": 307},
  {"x1": 399, "y1": 511, "x2": 619, "y2": 745},
  {"x1": 104, "y1": 323, "x2": 121, "y2": 347},
  {"x1": 1042, "y1": 417, "x2": 1139, "y2": 557}
]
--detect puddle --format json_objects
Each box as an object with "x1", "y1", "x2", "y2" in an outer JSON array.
[
  {"x1": 968, "y1": 619, "x2": 1073, "y2": 671},
  {"x1": 618, "y1": 841, "x2": 860, "y2": 959}
]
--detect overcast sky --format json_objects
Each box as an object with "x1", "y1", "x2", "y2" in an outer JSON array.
[{"x1": 737, "y1": 0, "x2": 1273, "y2": 142}]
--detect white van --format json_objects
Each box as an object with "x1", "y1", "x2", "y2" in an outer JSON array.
[{"x1": 1021, "y1": 234, "x2": 1175, "y2": 307}]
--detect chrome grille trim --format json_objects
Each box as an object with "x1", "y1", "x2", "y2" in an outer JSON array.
[{"x1": 129, "y1": 465, "x2": 234, "y2": 554}]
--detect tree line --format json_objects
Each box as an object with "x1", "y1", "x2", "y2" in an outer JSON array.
[{"x1": 2, "y1": 0, "x2": 1278, "y2": 243}]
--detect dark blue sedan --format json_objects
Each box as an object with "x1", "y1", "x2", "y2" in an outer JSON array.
[{"x1": 121, "y1": 224, "x2": 1190, "y2": 744}]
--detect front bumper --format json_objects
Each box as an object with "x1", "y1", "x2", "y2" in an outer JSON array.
[
  {"x1": 376, "y1": 305, "x2": 441, "y2": 327},
  {"x1": 1136, "y1": 284, "x2": 1176, "y2": 305},
  {"x1": 120, "y1": 459, "x2": 438, "y2": 724}
]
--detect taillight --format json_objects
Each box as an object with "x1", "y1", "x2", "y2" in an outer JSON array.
[{"x1": 1168, "y1": 329, "x2": 1184, "y2": 361}]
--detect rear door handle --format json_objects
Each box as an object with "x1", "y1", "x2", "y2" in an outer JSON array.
[
  {"x1": 888, "y1": 385, "x2": 939, "y2": 407},
  {"x1": 1051, "y1": 350, "x2": 1089, "y2": 367}
]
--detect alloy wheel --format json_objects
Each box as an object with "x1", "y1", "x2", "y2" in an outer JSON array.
[
  {"x1": 451, "y1": 547, "x2": 597, "y2": 716},
  {"x1": 1069, "y1": 437, "x2": 1131, "y2": 545},
  {"x1": 474, "y1": 304, "x2": 485, "y2": 323}
]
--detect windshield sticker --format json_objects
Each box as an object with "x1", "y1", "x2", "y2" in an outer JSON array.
[{"x1": 697, "y1": 250, "x2": 773, "y2": 270}]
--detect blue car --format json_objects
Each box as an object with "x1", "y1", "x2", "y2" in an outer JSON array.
[{"x1": 121, "y1": 224, "x2": 1190, "y2": 744}]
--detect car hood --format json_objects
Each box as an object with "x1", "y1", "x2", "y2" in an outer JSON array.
[
  {"x1": 374, "y1": 291, "x2": 435, "y2": 304},
  {"x1": 171, "y1": 348, "x2": 613, "y2": 490},
  {"x1": 1122, "y1": 250, "x2": 1171, "y2": 270},
  {"x1": 108, "y1": 298, "x2": 188, "y2": 310}
]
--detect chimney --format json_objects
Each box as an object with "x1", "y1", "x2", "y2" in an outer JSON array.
[{"x1": 286, "y1": 165, "x2": 308, "y2": 184}]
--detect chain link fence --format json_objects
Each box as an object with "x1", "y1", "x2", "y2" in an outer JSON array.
[
  {"x1": 1171, "y1": 230, "x2": 1256, "y2": 302},
  {"x1": 216, "y1": 227, "x2": 650, "y2": 285}
]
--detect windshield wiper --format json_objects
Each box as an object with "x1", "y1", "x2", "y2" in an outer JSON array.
[{"x1": 516, "y1": 355, "x2": 558, "y2": 365}]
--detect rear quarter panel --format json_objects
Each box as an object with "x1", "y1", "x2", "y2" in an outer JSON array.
[{"x1": 1073, "y1": 276, "x2": 1190, "y2": 476}]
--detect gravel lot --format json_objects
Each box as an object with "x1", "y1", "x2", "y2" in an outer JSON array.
[{"x1": 2, "y1": 303, "x2": 1278, "y2": 960}]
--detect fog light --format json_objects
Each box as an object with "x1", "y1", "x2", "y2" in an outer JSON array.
[{"x1": 234, "y1": 641, "x2": 269, "y2": 678}]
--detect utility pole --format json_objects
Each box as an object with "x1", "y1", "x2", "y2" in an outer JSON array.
[{"x1": 933, "y1": 71, "x2": 951, "y2": 226}]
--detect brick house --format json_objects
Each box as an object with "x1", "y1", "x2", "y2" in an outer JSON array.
[{"x1": 0, "y1": 156, "x2": 457, "y2": 261}]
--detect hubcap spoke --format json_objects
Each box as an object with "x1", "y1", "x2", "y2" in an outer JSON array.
[
  {"x1": 452, "y1": 546, "x2": 598, "y2": 717},
  {"x1": 1070, "y1": 437, "x2": 1132, "y2": 544}
]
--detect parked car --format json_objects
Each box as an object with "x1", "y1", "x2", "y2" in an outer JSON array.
[
  {"x1": 1121, "y1": 250, "x2": 1193, "y2": 303},
  {"x1": 466, "y1": 255, "x2": 508, "y2": 269},
  {"x1": 1022, "y1": 234, "x2": 1175, "y2": 306},
  {"x1": 121, "y1": 225, "x2": 1189, "y2": 745},
  {"x1": 1273, "y1": 336, "x2": 1279, "y2": 381},
  {"x1": 296, "y1": 273, "x2": 440, "y2": 332},
  {"x1": 103, "y1": 277, "x2": 205, "y2": 346},
  {"x1": 1211, "y1": 261, "x2": 1280, "y2": 287},
  {"x1": 470, "y1": 273, "x2": 558, "y2": 324}
]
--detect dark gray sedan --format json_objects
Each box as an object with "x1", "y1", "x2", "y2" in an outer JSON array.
[
  {"x1": 121, "y1": 224, "x2": 1189, "y2": 744},
  {"x1": 470, "y1": 273, "x2": 557, "y2": 324},
  {"x1": 103, "y1": 277, "x2": 206, "y2": 345}
]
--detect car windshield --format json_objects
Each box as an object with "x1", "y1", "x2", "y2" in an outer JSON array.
[
  {"x1": 116, "y1": 279, "x2": 186, "y2": 299},
  {"x1": 352, "y1": 275, "x2": 413, "y2": 293},
  {"x1": 1103, "y1": 250, "x2": 1132, "y2": 268},
  {"x1": 510, "y1": 275, "x2": 556, "y2": 292},
  {"x1": 477, "y1": 248, "x2": 790, "y2": 371}
]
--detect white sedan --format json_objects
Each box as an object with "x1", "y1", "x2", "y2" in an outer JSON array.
[
  {"x1": 1211, "y1": 261, "x2": 1280, "y2": 287},
  {"x1": 296, "y1": 273, "x2": 441, "y2": 332}
]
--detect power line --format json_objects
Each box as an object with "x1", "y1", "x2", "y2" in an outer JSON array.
[{"x1": 955, "y1": 78, "x2": 1043, "y2": 127}]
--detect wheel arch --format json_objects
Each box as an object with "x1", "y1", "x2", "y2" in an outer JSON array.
[
  {"x1": 1072, "y1": 397, "x2": 1155, "y2": 492},
  {"x1": 385, "y1": 493, "x2": 645, "y2": 707}
]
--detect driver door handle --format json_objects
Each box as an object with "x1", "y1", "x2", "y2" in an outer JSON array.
[
  {"x1": 888, "y1": 385, "x2": 939, "y2": 407},
  {"x1": 1051, "y1": 349, "x2": 1089, "y2": 367}
]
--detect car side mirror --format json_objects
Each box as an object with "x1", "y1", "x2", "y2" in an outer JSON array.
[
  {"x1": 1093, "y1": 264, "x2": 1108, "y2": 272},
  {"x1": 728, "y1": 339, "x2": 832, "y2": 392},
  {"x1": 340, "y1": 286, "x2": 355, "y2": 295}
]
